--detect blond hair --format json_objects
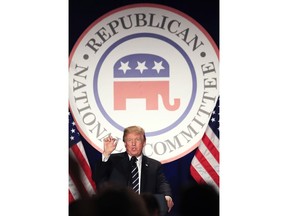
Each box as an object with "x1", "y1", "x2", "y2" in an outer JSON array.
[{"x1": 123, "y1": 126, "x2": 146, "y2": 142}]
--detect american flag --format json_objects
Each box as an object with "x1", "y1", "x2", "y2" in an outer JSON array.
[
  {"x1": 190, "y1": 96, "x2": 219, "y2": 191},
  {"x1": 69, "y1": 111, "x2": 96, "y2": 203}
]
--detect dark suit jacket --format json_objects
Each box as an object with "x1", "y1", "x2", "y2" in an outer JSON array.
[{"x1": 92, "y1": 152, "x2": 172, "y2": 197}]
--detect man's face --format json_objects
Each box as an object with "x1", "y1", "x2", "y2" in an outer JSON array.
[{"x1": 124, "y1": 132, "x2": 145, "y2": 157}]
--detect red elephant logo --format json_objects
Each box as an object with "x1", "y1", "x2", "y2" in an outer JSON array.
[
  {"x1": 114, "y1": 81, "x2": 180, "y2": 111},
  {"x1": 113, "y1": 54, "x2": 180, "y2": 111}
]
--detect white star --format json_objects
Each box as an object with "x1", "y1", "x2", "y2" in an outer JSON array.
[
  {"x1": 70, "y1": 136, "x2": 74, "y2": 141},
  {"x1": 71, "y1": 128, "x2": 75, "y2": 133},
  {"x1": 118, "y1": 61, "x2": 131, "y2": 74},
  {"x1": 135, "y1": 61, "x2": 147, "y2": 73},
  {"x1": 72, "y1": 121, "x2": 76, "y2": 126},
  {"x1": 211, "y1": 117, "x2": 215, "y2": 122},
  {"x1": 152, "y1": 61, "x2": 165, "y2": 73}
]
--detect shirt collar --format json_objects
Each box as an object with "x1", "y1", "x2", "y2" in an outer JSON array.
[{"x1": 128, "y1": 154, "x2": 142, "y2": 164}]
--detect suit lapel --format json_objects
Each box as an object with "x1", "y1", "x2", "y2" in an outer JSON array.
[
  {"x1": 121, "y1": 152, "x2": 131, "y2": 185},
  {"x1": 141, "y1": 156, "x2": 149, "y2": 192}
]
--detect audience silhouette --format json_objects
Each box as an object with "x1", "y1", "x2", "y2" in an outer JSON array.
[
  {"x1": 141, "y1": 192, "x2": 161, "y2": 216},
  {"x1": 69, "y1": 182, "x2": 219, "y2": 216},
  {"x1": 69, "y1": 184, "x2": 150, "y2": 216},
  {"x1": 179, "y1": 183, "x2": 219, "y2": 216}
]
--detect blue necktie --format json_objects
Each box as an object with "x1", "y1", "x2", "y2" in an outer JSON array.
[{"x1": 130, "y1": 156, "x2": 139, "y2": 193}]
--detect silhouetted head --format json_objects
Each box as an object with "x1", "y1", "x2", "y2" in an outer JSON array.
[
  {"x1": 94, "y1": 185, "x2": 149, "y2": 216},
  {"x1": 179, "y1": 183, "x2": 219, "y2": 216}
]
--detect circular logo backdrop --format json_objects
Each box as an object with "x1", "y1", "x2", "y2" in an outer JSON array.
[{"x1": 69, "y1": 3, "x2": 219, "y2": 163}]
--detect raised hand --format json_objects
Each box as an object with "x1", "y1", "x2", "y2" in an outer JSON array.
[{"x1": 103, "y1": 135, "x2": 117, "y2": 158}]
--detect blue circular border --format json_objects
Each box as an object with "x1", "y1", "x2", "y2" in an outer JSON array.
[{"x1": 94, "y1": 33, "x2": 197, "y2": 136}]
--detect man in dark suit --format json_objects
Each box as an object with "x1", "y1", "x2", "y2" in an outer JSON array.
[{"x1": 92, "y1": 125, "x2": 174, "y2": 213}]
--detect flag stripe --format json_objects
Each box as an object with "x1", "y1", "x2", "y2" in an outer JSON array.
[
  {"x1": 190, "y1": 96, "x2": 219, "y2": 190},
  {"x1": 70, "y1": 142, "x2": 96, "y2": 191},
  {"x1": 194, "y1": 149, "x2": 219, "y2": 186},
  {"x1": 69, "y1": 166, "x2": 90, "y2": 198},
  {"x1": 191, "y1": 156, "x2": 219, "y2": 190},
  {"x1": 69, "y1": 190, "x2": 75, "y2": 203},
  {"x1": 69, "y1": 110, "x2": 97, "y2": 204},
  {"x1": 70, "y1": 145, "x2": 96, "y2": 195},
  {"x1": 202, "y1": 133, "x2": 219, "y2": 163},
  {"x1": 190, "y1": 163, "x2": 205, "y2": 184},
  {"x1": 69, "y1": 174, "x2": 82, "y2": 202},
  {"x1": 198, "y1": 140, "x2": 219, "y2": 176},
  {"x1": 205, "y1": 126, "x2": 219, "y2": 151}
]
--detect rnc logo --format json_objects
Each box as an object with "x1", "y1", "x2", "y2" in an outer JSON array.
[
  {"x1": 69, "y1": 3, "x2": 219, "y2": 163},
  {"x1": 113, "y1": 53, "x2": 180, "y2": 111}
]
